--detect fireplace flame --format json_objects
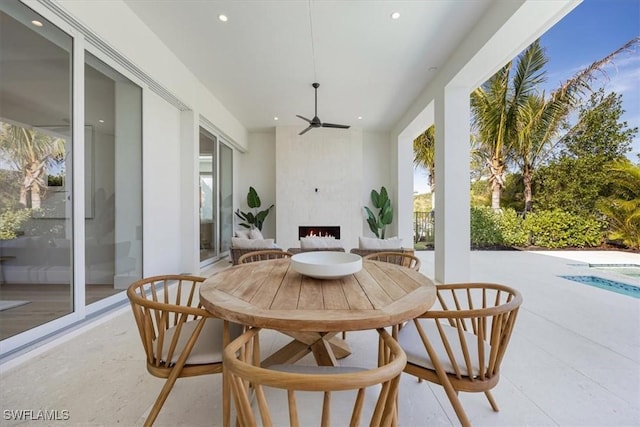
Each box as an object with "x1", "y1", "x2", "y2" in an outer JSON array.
[{"x1": 306, "y1": 231, "x2": 334, "y2": 238}]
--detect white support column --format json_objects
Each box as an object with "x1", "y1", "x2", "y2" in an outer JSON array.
[
  {"x1": 434, "y1": 85, "x2": 471, "y2": 283},
  {"x1": 397, "y1": 134, "x2": 414, "y2": 247}
]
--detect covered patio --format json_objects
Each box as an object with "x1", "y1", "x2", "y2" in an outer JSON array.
[
  {"x1": 2, "y1": 1, "x2": 638, "y2": 424},
  {"x1": 0, "y1": 0, "x2": 586, "y2": 355},
  {"x1": 1, "y1": 250, "x2": 638, "y2": 426}
]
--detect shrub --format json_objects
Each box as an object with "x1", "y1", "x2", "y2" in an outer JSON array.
[
  {"x1": 499, "y1": 208, "x2": 529, "y2": 247},
  {"x1": 470, "y1": 206, "x2": 504, "y2": 247},
  {"x1": 523, "y1": 209, "x2": 604, "y2": 248},
  {"x1": 467, "y1": 207, "x2": 605, "y2": 249},
  {"x1": 0, "y1": 207, "x2": 31, "y2": 240}
]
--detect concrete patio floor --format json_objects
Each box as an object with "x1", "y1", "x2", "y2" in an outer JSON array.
[{"x1": 1, "y1": 250, "x2": 638, "y2": 426}]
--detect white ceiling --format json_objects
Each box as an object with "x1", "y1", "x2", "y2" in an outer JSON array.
[{"x1": 122, "y1": 0, "x2": 493, "y2": 133}]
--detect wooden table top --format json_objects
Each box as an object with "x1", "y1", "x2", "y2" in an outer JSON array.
[{"x1": 200, "y1": 258, "x2": 436, "y2": 332}]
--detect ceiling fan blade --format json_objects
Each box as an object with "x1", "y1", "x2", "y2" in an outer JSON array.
[
  {"x1": 299, "y1": 125, "x2": 314, "y2": 135},
  {"x1": 322, "y1": 123, "x2": 351, "y2": 129},
  {"x1": 296, "y1": 114, "x2": 312, "y2": 124}
]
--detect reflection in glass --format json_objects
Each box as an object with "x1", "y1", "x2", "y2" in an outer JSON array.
[
  {"x1": 84, "y1": 52, "x2": 142, "y2": 301},
  {"x1": 0, "y1": 3, "x2": 73, "y2": 340},
  {"x1": 199, "y1": 129, "x2": 217, "y2": 262},
  {"x1": 219, "y1": 143, "x2": 233, "y2": 254}
]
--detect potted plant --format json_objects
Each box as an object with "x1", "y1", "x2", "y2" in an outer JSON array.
[
  {"x1": 364, "y1": 186, "x2": 393, "y2": 238},
  {"x1": 234, "y1": 186, "x2": 274, "y2": 231}
]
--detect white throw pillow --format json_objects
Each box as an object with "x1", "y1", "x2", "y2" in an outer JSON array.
[
  {"x1": 231, "y1": 237, "x2": 275, "y2": 249},
  {"x1": 235, "y1": 229, "x2": 251, "y2": 239},
  {"x1": 300, "y1": 237, "x2": 342, "y2": 249},
  {"x1": 358, "y1": 236, "x2": 403, "y2": 250},
  {"x1": 249, "y1": 228, "x2": 264, "y2": 240}
]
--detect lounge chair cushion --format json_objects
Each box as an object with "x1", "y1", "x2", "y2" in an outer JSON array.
[
  {"x1": 231, "y1": 237, "x2": 275, "y2": 249},
  {"x1": 249, "y1": 228, "x2": 264, "y2": 240},
  {"x1": 358, "y1": 236, "x2": 403, "y2": 250},
  {"x1": 235, "y1": 229, "x2": 251, "y2": 239},
  {"x1": 300, "y1": 236, "x2": 342, "y2": 249}
]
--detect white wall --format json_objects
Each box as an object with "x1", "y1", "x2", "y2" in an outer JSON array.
[
  {"x1": 275, "y1": 126, "x2": 363, "y2": 250},
  {"x1": 362, "y1": 131, "x2": 394, "y2": 238},
  {"x1": 238, "y1": 132, "x2": 277, "y2": 240},
  {"x1": 142, "y1": 91, "x2": 182, "y2": 275}
]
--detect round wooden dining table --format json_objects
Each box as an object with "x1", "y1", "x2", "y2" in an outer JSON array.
[{"x1": 200, "y1": 257, "x2": 436, "y2": 366}]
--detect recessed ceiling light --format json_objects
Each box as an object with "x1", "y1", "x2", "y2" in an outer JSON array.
[
  {"x1": 357, "y1": 116, "x2": 363, "y2": 120},
  {"x1": 98, "y1": 119, "x2": 105, "y2": 123},
  {"x1": 218, "y1": 14, "x2": 228, "y2": 22},
  {"x1": 390, "y1": 12, "x2": 400, "y2": 20},
  {"x1": 31, "y1": 20, "x2": 43, "y2": 27},
  {"x1": 274, "y1": 117, "x2": 279, "y2": 121}
]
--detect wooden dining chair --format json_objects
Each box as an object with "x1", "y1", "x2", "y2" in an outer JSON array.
[
  {"x1": 224, "y1": 326, "x2": 406, "y2": 427},
  {"x1": 397, "y1": 283, "x2": 522, "y2": 427},
  {"x1": 127, "y1": 275, "x2": 243, "y2": 426},
  {"x1": 363, "y1": 251, "x2": 421, "y2": 271},
  {"x1": 238, "y1": 249, "x2": 293, "y2": 264}
]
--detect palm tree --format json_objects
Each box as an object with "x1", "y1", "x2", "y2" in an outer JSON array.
[
  {"x1": 471, "y1": 40, "x2": 547, "y2": 210},
  {"x1": 413, "y1": 124, "x2": 435, "y2": 195},
  {"x1": 0, "y1": 123, "x2": 66, "y2": 209},
  {"x1": 597, "y1": 160, "x2": 640, "y2": 250},
  {"x1": 513, "y1": 37, "x2": 639, "y2": 212},
  {"x1": 512, "y1": 93, "x2": 565, "y2": 212},
  {"x1": 472, "y1": 37, "x2": 639, "y2": 212}
]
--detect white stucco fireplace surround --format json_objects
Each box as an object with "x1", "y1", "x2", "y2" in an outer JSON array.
[{"x1": 275, "y1": 126, "x2": 364, "y2": 250}]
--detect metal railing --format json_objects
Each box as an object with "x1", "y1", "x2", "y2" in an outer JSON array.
[{"x1": 414, "y1": 211, "x2": 434, "y2": 246}]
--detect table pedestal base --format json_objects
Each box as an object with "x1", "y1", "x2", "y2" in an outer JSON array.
[{"x1": 261, "y1": 331, "x2": 351, "y2": 367}]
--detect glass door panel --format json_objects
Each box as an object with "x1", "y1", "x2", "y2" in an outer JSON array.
[
  {"x1": 219, "y1": 143, "x2": 233, "y2": 254},
  {"x1": 0, "y1": 4, "x2": 74, "y2": 339},
  {"x1": 199, "y1": 129, "x2": 217, "y2": 262},
  {"x1": 84, "y1": 52, "x2": 142, "y2": 303}
]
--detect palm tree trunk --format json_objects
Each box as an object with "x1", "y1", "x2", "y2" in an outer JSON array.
[
  {"x1": 487, "y1": 158, "x2": 505, "y2": 211},
  {"x1": 31, "y1": 184, "x2": 42, "y2": 209},
  {"x1": 19, "y1": 185, "x2": 28, "y2": 207},
  {"x1": 523, "y1": 164, "x2": 533, "y2": 213}
]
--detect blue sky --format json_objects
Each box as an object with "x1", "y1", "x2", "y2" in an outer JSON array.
[
  {"x1": 414, "y1": 0, "x2": 640, "y2": 194},
  {"x1": 540, "y1": 0, "x2": 639, "y2": 158}
]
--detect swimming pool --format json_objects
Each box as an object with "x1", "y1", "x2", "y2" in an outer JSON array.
[
  {"x1": 588, "y1": 263, "x2": 640, "y2": 279},
  {"x1": 560, "y1": 275, "x2": 640, "y2": 298}
]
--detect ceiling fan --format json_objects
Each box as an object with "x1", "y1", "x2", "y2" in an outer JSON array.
[{"x1": 296, "y1": 82, "x2": 351, "y2": 135}]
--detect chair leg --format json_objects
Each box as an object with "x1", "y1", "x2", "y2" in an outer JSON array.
[
  {"x1": 443, "y1": 385, "x2": 471, "y2": 427},
  {"x1": 145, "y1": 368, "x2": 182, "y2": 426},
  {"x1": 484, "y1": 390, "x2": 499, "y2": 412}
]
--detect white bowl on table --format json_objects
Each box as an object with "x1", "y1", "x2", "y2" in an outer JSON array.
[{"x1": 290, "y1": 251, "x2": 362, "y2": 279}]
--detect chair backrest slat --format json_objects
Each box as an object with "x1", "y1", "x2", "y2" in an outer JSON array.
[
  {"x1": 362, "y1": 251, "x2": 421, "y2": 271},
  {"x1": 416, "y1": 283, "x2": 522, "y2": 379},
  {"x1": 401, "y1": 282, "x2": 522, "y2": 427},
  {"x1": 225, "y1": 327, "x2": 405, "y2": 426},
  {"x1": 238, "y1": 250, "x2": 293, "y2": 264}
]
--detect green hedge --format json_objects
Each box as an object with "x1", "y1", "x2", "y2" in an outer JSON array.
[{"x1": 470, "y1": 207, "x2": 604, "y2": 248}]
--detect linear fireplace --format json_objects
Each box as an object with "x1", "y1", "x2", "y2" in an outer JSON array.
[{"x1": 298, "y1": 226, "x2": 341, "y2": 240}]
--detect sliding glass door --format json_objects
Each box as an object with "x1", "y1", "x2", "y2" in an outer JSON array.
[
  {"x1": 84, "y1": 52, "x2": 142, "y2": 305},
  {"x1": 199, "y1": 127, "x2": 232, "y2": 265},
  {"x1": 199, "y1": 129, "x2": 217, "y2": 262},
  {"x1": 0, "y1": 3, "x2": 74, "y2": 340},
  {"x1": 0, "y1": 2, "x2": 142, "y2": 353},
  {"x1": 219, "y1": 142, "x2": 233, "y2": 255}
]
